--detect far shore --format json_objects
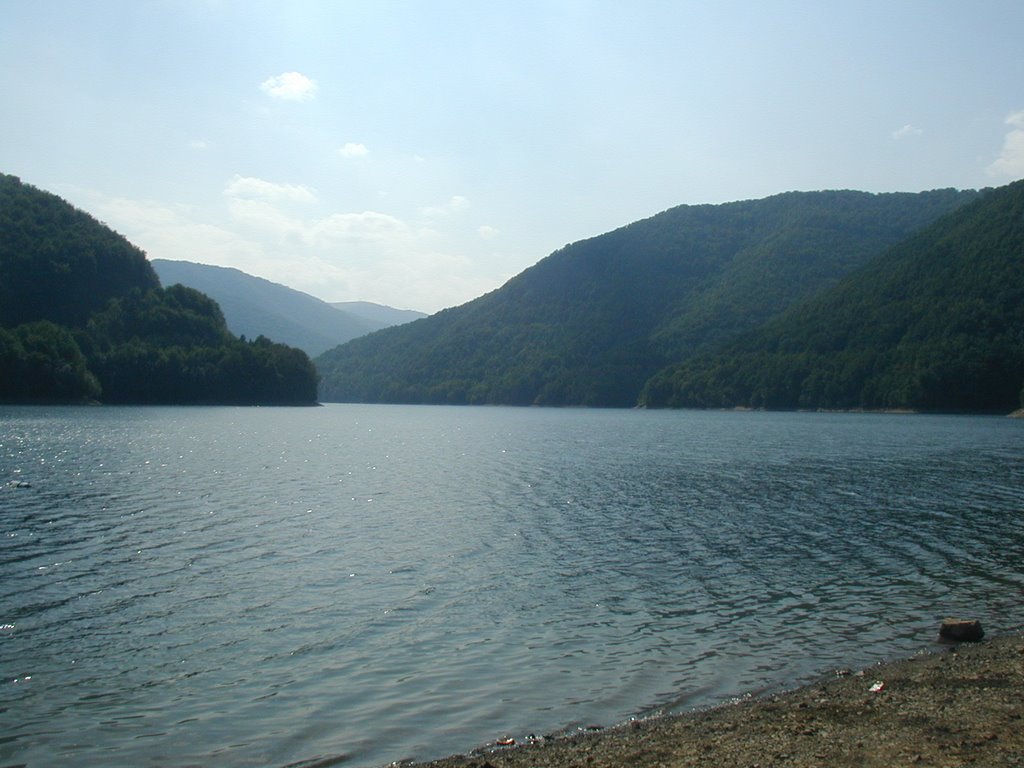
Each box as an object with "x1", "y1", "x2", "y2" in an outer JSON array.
[{"x1": 403, "y1": 631, "x2": 1024, "y2": 768}]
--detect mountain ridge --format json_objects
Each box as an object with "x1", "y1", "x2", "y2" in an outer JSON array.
[
  {"x1": 330, "y1": 301, "x2": 427, "y2": 327},
  {"x1": 640, "y1": 179, "x2": 1024, "y2": 412},
  {"x1": 152, "y1": 260, "x2": 423, "y2": 357},
  {"x1": 315, "y1": 187, "x2": 982, "y2": 407}
]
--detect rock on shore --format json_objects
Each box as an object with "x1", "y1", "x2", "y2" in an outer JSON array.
[{"x1": 408, "y1": 633, "x2": 1024, "y2": 768}]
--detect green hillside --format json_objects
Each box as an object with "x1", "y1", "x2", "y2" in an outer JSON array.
[
  {"x1": 316, "y1": 188, "x2": 977, "y2": 406},
  {"x1": 640, "y1": 180, "x2": 1024, "y2": 413},
  {"x1": 0, "y1": 174, "x2": 318, "y2": 405},
  {"x1": 0, "y1": 175, "x2": 159, "y2": 327},
  {"x1": 151, "y1": 259, "x2": 386, "y2": 357}
]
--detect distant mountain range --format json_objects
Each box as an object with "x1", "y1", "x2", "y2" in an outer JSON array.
[
  {"x1": 151, "y1": 260, "x2": 426, "y2": 357},
  {"x1": 315, "y1": 186, "x2": 1015, "y2": 411},
  {"x1": 329, "y1": 301, "x2": 426, "y2": 327}
]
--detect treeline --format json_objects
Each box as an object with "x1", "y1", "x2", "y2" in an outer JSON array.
[
  {"x1": 640, "y1": 180, "x2": 1024, "y2": 412},
  {"x1": 0, "y1": 173, "x2": 318, "y2": 405},
  {"x1": 316, "y1": 188, "x2": 979, "y2": 407},
  {"x1": 79, "y1": 284, "x2": 319, "y2": 404}
]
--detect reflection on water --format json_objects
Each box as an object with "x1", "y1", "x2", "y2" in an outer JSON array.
[{"x1": 2, "y1": 405, "x2": 1023, "y2": 767}]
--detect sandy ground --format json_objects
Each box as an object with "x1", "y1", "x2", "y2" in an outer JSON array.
[{"x1": 405, "y1": 632, "x2": 1024, "y2": 768}]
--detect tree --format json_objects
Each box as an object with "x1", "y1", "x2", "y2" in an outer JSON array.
[{"x1": 0, "y1": 321, "x2": 100, "y2": 402}]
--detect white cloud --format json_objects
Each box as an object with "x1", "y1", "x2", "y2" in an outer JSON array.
[
  {"x1": 58, "y1": 189, "x2": 267, "y2": 272},
  {"x1": 987, "y1": 110, "x2": 1024, "y2": 179},
  {"x1": 478, "y1": 224, "x2": 499, "y2": 239},
  {"x1": 216, "y1": 187, "x2": 481, "y2": 308},
  {"x1": 61, "y1": 183, "x2": 499, "y2": 313},
  {"x1": 304, "y1": 211, "x2": 493, "y2": 310},
  {"x1": 259, "y1": 71, "x2": 318, "y2": 101},
  {"x1": 892, "y1": 124, "x2": 923, "y2": 140},
  {"x1": 224, "y1": 197, "x2": 306, "y2": 244},
  {"x1": 339, "y1": 142, "x2": 369, "y2": 159},
  {"x1": 188, "y1": 139, "x2": 210, "y2": 151},
  {"x1": 420, "y1": 195, "x2": 470, "y2": 218},
  {"x1": 311, "y1": 211, "x2": 412, "y2": 246},
  {"x1": 223, "y1": 175, "x2": 317, "y2": 204}
]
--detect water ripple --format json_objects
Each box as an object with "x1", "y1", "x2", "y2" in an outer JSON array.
[{"x1": 1, "y1": 406, "x2": 1023, "y2": 767}]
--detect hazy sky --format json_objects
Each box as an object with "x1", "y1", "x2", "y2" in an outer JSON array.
[{"x1": 3, "y1": 1, "x2": 1023, "y2": 313}]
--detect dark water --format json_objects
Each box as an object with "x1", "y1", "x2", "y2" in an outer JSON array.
[{"x1": 1, "y1": 405, "x2": 1022, "y2": 767}]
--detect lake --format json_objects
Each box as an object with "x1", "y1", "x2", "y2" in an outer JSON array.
[{"x1": 2, "y1": 404, "x2": 1023, "y2": 767}]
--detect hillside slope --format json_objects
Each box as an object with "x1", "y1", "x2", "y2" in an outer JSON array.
[
  {"x1": 330, "y1": 301, "x2": 426, "y2": 328},
  {"x1": 640, "y1": 179, "x2": 1024, "y2": 412},
  {"x1": 1, "y1": 174, "x2": 159, "y2": 327},
  {"x1": 316, "y1": 188, "x2": 978, "y2": 406},
  {"x1": 151, "y1": 260, "x2": 389, "y2": 357}
]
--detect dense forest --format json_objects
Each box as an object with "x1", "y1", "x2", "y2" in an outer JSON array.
[
  {"x1": 315, "y1": 188, "x2": 979, "y2": 407},
  {"x1": 640, "y1": 180, "x2": 1024, "y2": 413},
  {"x1": 0, "y1": 174, "x2": 318, "y2": 405}
]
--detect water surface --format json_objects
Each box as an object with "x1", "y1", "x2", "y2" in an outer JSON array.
[{"x1": 2, "y1": 405, "x2": 1022, "y2": 767}]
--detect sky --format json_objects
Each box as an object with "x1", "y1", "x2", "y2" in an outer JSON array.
[{"x1": 2, "y1": 1, "x2": 1023, "y2": 314}]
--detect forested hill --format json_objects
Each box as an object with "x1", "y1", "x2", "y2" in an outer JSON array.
[
  {"x1": 0, "y1": 173, "x2": 318, "y2": 405},
  {"x1": 0, "y1": 176, "x2": 159, "y2": 328},
  {"x1": 315, "y1": 188, "x2": 978, "y2": 406},
  {"x1": 151, "y1": 259, "x2": 385, "y2": 357},
  {"x1": 640, "y1": 179, "x2": 1024, "y2": 413}
]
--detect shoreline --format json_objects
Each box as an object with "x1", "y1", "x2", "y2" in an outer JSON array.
[{"x1": 403, "y1": 632, "x2": 1024, "y2": 768}]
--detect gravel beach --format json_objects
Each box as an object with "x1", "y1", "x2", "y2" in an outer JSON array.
[{"x1": 407, "y1": 632, "x2": 1024, "y2": 768}]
